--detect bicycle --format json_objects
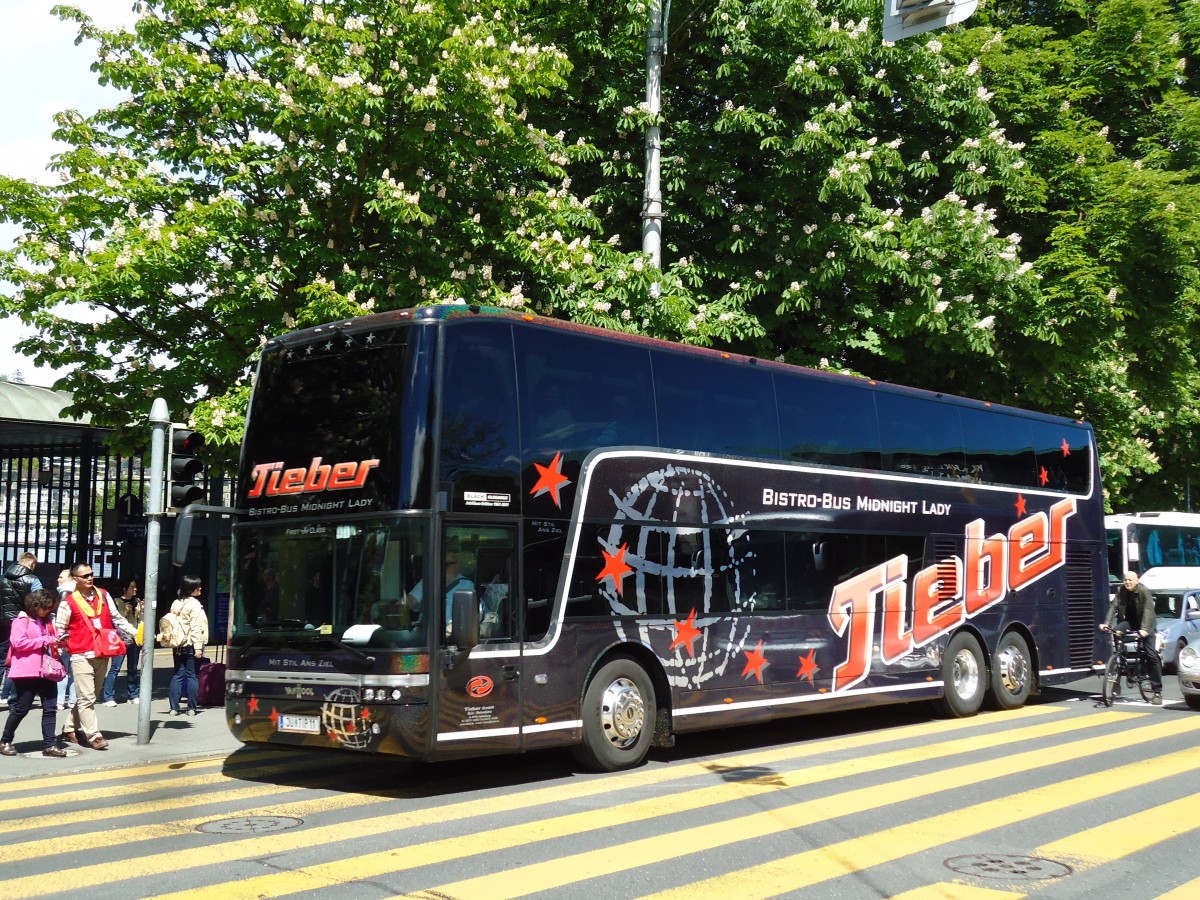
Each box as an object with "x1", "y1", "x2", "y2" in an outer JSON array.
[{"x1": 1101, "y1": 629, "x2": 1156, "y2": 706}]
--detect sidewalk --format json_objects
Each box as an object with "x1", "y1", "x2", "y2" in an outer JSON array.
[{"x1": 0, "y1": 646, "x2": 243, "y2": 778}]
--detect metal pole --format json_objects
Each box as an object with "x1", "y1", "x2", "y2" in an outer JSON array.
[
  {"x1": 137, "y1": 398, "x2": 169, "y2": 744},
  {"x1": 642, "y1": 0, "x2": 665, "y2": 269}
]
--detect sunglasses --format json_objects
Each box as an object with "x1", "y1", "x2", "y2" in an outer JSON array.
[{"x1": 76, "y1": 572, "x2": 95, "y2": 579}]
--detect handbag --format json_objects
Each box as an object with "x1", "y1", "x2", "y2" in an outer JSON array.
[
  {"x1": 41, "y1": 646, "x2": 67, "y2": 682},
  {"x1": 93, "y1": 627, "x2": 125, "y2": 658}
]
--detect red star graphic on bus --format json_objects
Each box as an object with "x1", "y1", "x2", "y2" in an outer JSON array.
[
  {"x1": 361, "y1": 707, "x2": 372, "y2": 722},
  {"x1": 796, "y1": 649, "x2": 819, "y2": 685},
  {"x1": 530, "y1": 452, "x2": 571, "y2": 508},
  {"x1": 1014, "y1": 494, "x2": 1027, "y2": 517},
  {"x1": 248, "y1": 694, "x2": 259, "y2": 714},
  {"x1": 1039, "y1": 466, "x2": 1049, "y2": 486},
  {"x1": 1061, "y1": 438, "x2": 1071, "y2": 456},
  {"x1": 669, "y1": 609, "x2": 702, "y2": 658},
  {"x1": 595, "y1": 542, "x2": 633, "y2": 596},
  {"x1": 268, "y1": 707, "x2": 279, "y2": 726},
  {"x1": 742, "y1": 639, "x2": 770, "y2": 684}
]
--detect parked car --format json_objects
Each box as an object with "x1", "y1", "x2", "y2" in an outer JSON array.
[
  {"x1": 1176, "y1": 632, "x2": 1200, "y2": 711},
  {"x1": 1137, "y1": 571, "x2": 1200, "y2": 671},
  {"x1": 1157, "y1": 589, "x2": 1200, "y2": 671}
]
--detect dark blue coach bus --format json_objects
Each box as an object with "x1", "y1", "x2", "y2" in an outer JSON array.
[{"x1": 203, "y1": 303, "x2": 1107, "y2": 770}]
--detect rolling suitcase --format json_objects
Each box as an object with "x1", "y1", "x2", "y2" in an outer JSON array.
[{"x1": 197, "y1": 645, "x2": 226, "y2": 707}]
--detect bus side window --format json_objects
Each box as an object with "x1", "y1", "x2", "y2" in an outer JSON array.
[
  {"x1": 523, "y1": 523, "x2": 566, "y2": 642},
  {"x1": 778, "y1": 378, "x2": 882, "y2": 471}
]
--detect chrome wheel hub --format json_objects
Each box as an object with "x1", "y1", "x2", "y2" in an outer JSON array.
[
  {"x1": 599, "y1": 677, "x2": 645, "y2": 749},
  {"x1": 997, "y1": 645, "x2": 1029, "y2": 695},
  {"x1": 953, "y1": 647, "x2": 981, "y2": 699}
]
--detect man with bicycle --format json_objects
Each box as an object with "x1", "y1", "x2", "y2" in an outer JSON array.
[{"x1": 1100, "y1": 570, "x2": 1163, "y2": 705}]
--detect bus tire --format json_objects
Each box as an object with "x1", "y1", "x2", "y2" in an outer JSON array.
[
  {"x1": 937, "y1": 632, "x2": 986, "y2": 718},
  {"x1": 989, "y1": 632, "x2": 1033, "y2": 711},
  {"x1": 572, "y1": 657, "x2": 655, "y2": 772}
]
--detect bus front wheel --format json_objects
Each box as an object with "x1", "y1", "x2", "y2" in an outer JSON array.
[
  {"x1": 989, "y1": 632, "x2": 1033, "y2": 710},
  {"x1": 573, "y1": 657, "x2": 655, "y2": 772},
  {"x1": 938, "y1": 632, "x2": 986, "y2": 718}
]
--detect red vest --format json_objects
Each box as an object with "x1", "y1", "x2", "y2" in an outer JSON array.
[{"x1": 64, "y1": 589, "x2": 115, "y2": 656}]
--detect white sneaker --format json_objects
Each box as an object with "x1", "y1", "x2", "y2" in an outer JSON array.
[
  {"x1": 131, "y1": 697, "x2": 140, "y2": 705},
  {"x1": 104, "y1": 700, "x2": 117, "y2": 707}
]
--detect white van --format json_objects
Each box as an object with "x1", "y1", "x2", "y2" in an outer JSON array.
[{"x1": 1137, "y1": 568, "x2": 1200, "y2": 670}]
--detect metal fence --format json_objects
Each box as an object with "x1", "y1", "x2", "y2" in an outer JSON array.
[{"x1": 0, "y1": 437, "x2": 148, "y2": 587}]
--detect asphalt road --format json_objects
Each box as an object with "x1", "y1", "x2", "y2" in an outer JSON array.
[{"x1": 1, "y1": 674, "x2": 1197, "y2": 899}]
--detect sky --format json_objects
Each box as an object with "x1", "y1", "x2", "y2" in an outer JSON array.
[{"x1": 0, "y1": 0, "x2": 140, "y2": 386}]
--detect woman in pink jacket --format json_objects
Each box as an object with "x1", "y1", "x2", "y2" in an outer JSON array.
[{"x1": 1, "y1": 590, "x2": 68, "y2": 757}]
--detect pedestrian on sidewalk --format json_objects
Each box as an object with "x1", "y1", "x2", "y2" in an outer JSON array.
[
  {"x1": 55, "y1": 563, "x2": 137, "y2": 750},
  {"x1": 1, "y1": 552, "x2": 43, "y2": 711},
  {"x1": 1, "y1": 590, "x2": 68, "y2": 758},
  {"x1": 168, "y1": 575, "x2": 209, "y2": 717},
  {"x1": 101, "y1": 579, "x2": 144, "y2": 706}
]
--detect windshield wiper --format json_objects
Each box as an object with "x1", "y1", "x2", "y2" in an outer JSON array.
[{"x1": 289, "y1": 632, "x2": 376, "y2": 668}]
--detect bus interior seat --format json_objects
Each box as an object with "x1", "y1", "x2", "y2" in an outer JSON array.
[{"x1": 475, "y1": 548, "x2": 512, "y2": 638}]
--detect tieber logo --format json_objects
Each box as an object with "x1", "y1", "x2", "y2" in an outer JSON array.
[
  {"x1": 247, "y1": 457, "x2": 380, "y2": 498},
  {"x1": 827, "y1": 497, "x2": 1077, "y2": 692}
]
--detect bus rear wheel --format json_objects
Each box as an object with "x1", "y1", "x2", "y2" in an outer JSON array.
[
  {"x1": 938, "y1": 632, "x2": 986, "y2": 718},
  {"x1": 572, "y1": 657, "x2": 655, "y2": 772},
  {"x1": 989, "y1": 632, "x2": 1033, "y2": 711}
]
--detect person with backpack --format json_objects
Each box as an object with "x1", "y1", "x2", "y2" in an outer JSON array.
[{"x1": 168, "y1": 575, "x2": 209, "y2": 716}]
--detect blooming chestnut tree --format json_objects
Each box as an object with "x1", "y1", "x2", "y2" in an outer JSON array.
[
  {"x1": 1, "y1": 0, "x2": 745, "y2": 453},
  {"x1": 950, "y1": 0, "x2": 1200, "y2": 506},
  {"x1": 5, "y1": 0, "x2": 1193, "y2": 504}
]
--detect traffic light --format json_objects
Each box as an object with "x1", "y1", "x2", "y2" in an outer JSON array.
[{"x1": 167, "y1": 424, "x2": 207, "y2": 509}]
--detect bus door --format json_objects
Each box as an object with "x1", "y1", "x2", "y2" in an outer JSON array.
[{"x1": 435, "y1": 524, "x2": 524, "y2": 756}]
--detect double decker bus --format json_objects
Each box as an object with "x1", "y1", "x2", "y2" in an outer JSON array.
[{"x1": 198, "y1": 304, "x2": 1107, "y2": 771}]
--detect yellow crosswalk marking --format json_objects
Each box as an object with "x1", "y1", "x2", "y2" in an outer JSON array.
[
  {"x1": 641, "y1": 730, "x2": 1200, "y2": 898},
  {"x1": 139, "y1": 712, "x2": 1173, "y2": 900},
  {"x1": 1157, "y1": 873, "x2": 1200, "y2": 899},
  {"x1": 0, "y1": 703, "x2": 1070, "y2": 882},
  {"x1": 890, "y1": 884, "x2": 1026, "y2": 899},
  {"x1": 1037, "y1": 794, "x2": 1200, "y2": 868}
]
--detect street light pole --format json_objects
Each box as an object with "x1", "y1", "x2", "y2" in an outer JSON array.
[
  {"x1": 642, "y1": 0, "x2": 667, "y2": 269},
  {"x1": 137, "y1": 398, "x2": 169, "y2": 744}
]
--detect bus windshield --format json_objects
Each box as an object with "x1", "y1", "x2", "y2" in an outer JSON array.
[
  {"x1": 233, "y1": 517, "x2": 429, "y2": 648},
  {"x1": 238, "y1": 322, "x2": 433, "y2": 515}
]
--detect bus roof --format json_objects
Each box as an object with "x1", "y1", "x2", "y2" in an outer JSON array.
[{"x1": 266, "y1": 303, "x2": 1091, "y2": 429}]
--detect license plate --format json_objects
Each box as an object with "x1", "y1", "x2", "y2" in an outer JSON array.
[{"x1": 278, "y1": 715, "x2": 321, "y2": 734}]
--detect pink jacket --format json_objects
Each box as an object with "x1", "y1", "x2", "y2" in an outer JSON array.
[{"x1": 5, "y1": 612, "x2": 59, "y2": 679}]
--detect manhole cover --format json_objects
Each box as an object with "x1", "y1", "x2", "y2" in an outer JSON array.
[
  {"x1": 945, "y1": 854, "x2": 1072, "y2": 881},
  {"x1": 196, "y1": 816, "x2": 304, "y2": 835}
]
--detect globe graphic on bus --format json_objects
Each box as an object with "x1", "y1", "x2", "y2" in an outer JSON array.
[
  {"x1": 601, "y1": 464, "x2": 756, "y2": 690},
  {"x1": 321, "y1": 687, "x2": 373, "y2": 750}
]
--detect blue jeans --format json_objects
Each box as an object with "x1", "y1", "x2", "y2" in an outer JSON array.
[
  {"x1": 56, "y1": 649, "x2": 76, "y2": 708},
  {"x1": 168, "y1": 649, "x2": 198, "y2": 712},
  {"x1": 1, "y1": 677, "x2": 59, "y2": 749},
  {"x1": 101, "y1": 643, "x2": 141, "y2": 701}
]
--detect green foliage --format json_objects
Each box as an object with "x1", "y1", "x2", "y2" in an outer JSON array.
[
  {"x1": 957, "y1": 0, "x2": 1200, "y2": 507},
  {"x1": 2, "y1": 0, "x2": 1198, "y2": 507}
]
